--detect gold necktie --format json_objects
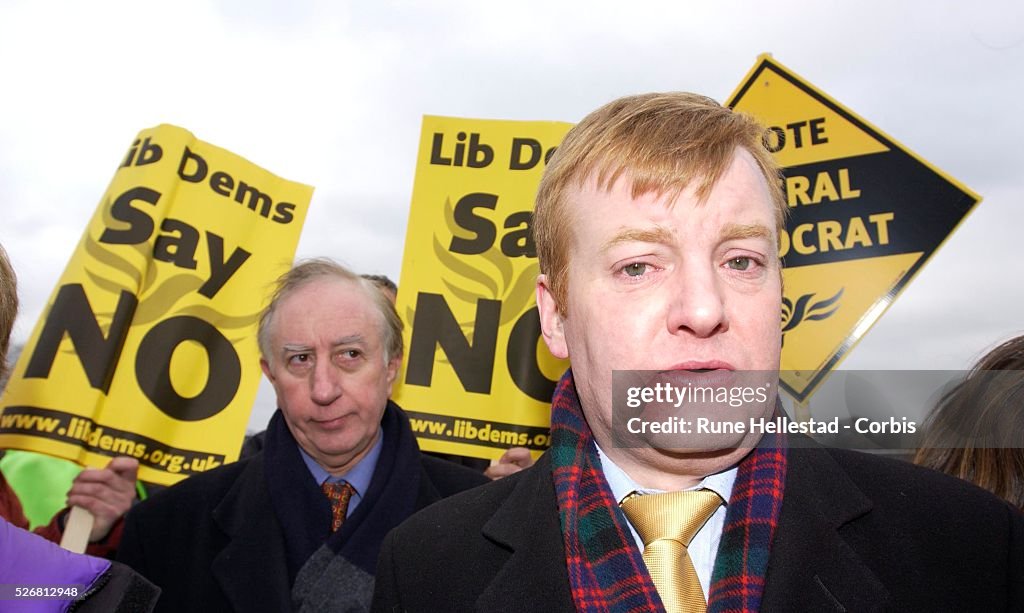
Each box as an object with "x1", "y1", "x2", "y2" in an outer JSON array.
[{"x1": 620, "y1": 489, "x2": 723, "y2": 613}]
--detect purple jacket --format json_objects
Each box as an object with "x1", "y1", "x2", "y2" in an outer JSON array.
[{"x1": 0, "y1": 518, "x2": 154, "y2": 613}]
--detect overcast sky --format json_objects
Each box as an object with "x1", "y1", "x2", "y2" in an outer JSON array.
[{"x1": 1, "y1": 0, "x2": 1022, "y2": 430}]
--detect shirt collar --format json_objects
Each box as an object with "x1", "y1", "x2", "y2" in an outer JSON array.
[
  {"x1": 298, "y1": 431, "x2": 383, "y2": 499},
  {"x1": 595, "y1": 442, "x2": 737, "y2": 504}
]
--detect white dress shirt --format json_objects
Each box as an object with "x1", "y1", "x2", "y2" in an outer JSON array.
[{"x1": 596, "y1": 444, "x2": 737, "y2": 601}]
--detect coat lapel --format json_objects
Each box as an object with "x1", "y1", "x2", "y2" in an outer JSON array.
[
  {"x1": 413, "y1": 465, "x2": 443, "y2": 509},
  {"x1": 469, "y1": 446, "x2": 891, "y2": 612},
  {"x1": 762, "y1": 446, "x2": 889, "y2": 612},
  {"x1": 476, "y1": 455, "x2": 575, "y2": 612},
  {"x1": 210, "y1": 455, "x2": 293, "y2": 613}
]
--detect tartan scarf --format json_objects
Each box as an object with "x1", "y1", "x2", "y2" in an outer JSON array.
[{"x1": 550, "y1": 370, "x2": 787, "y2": 613}]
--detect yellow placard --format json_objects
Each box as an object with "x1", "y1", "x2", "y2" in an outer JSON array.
[
  {"x1": 729, "y1": 56, "x2": 980, "y2": 401},
  {"x1": 395, "y1": 57, "x2": 981, "y2": 450},
  {"x1": 393, "y1": 116, "x2": 571, "y2": 459},
  {"x1": 0, "y1": 125, "x2": 312, "y2": 485}
]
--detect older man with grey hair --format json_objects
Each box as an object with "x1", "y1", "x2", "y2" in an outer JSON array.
[{"x1": 118, "y1": 258, "x2": 487, "y2": 613}]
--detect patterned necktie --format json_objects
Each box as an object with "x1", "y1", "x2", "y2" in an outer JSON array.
[
  {"x1": 620, "y1": 489, "x2": 723, "y2": 613},
  {"x1": 321, "y1": 481, "x2": 356, "y2": 532}
]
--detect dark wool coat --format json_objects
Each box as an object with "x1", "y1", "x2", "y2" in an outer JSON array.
[
  {"x1": 118, "y1": 426, "x2": 487, "y2": 613},
  {"x1": 373, "y1": 446, "x2": 1024, "y2": 612}
]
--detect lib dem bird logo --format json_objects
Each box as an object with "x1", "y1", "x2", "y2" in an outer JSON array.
[{"x1": 781, "y1": 288, "x2": 844, "y2": 346}]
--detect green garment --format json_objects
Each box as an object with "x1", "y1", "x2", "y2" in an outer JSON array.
[{"x1": 0, "y1": 450, "x2": 81, "y2": 528}]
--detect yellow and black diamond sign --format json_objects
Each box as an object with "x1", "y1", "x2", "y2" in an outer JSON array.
[{"x1": 728, "y1": 55, "x2": 980, "y2": 402}]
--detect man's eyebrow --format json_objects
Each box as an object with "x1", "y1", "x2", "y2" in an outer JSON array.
[
  {"x1": 332, "y1": 334, "x2": 366, "y2": 347},
  {"x1": 721, "y1": 223, "x2": 771, "y2": 241},
  {"x1": 280, "y1": 336, "x2": 366, "y2": 353},
  {"x1": 600, "y1": 226, "x2": 674, "y2": 253}
]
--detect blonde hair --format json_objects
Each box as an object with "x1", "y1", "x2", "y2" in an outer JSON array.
[{"x1": 534, "y1": 92, "x2": 785, "y2": 311}]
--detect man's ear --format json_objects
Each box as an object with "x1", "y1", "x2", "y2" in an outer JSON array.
[
  {"x1": 536, "y1": 274, "x2": 568, "y2": 359},
  {"x1": 260, "y1": 358, "x2": 275, "y2": 382},
  {"x1": 382, "y1": 354, "x2": 401, "y2": 399},
  {"x1": 385, "y1": 354, "x2": 401, "y2": 389}
]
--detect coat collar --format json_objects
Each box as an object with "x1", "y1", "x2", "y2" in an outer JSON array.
[
  {"x1": 475, "y1": 444, "x2": 890, "y2": 612},
  {"x1": 477, "y1": 453, "x2": 575, "y2": 611},
  {"x1": 210, "y1": 454, "x2": 293, "y2": 613},
  {"x1": 205, "y1": 436, "x2": 452, "y2": 612},
  {"x1": 763, "y1": 444, "x2": 889, "y2": 612}
]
